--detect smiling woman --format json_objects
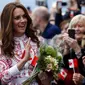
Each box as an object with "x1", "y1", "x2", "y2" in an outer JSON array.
[
  {"x1": 0, "y1": 2, "x2": 40, "y2": 85},
  {"x1": 13, "y1": 8, "x2": 27, "y2": 37},
  {"x1": 69, "y1": 14, "x2": 85, "y2": 41}
]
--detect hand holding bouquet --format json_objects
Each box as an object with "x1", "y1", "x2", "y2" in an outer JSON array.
[{"x1": 23, "y1": 44, "x2": 63, "y2": 85}]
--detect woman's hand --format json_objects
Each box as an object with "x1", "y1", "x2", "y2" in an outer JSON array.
[
  {"x1": 17, "y1": 37, "x2": 31, "y2": 70},
  {"x1": 22, "y1": 37, "x2": 31, "y2": 62},
  {"x1": 63, "y1": 33, "x2": 81, "y2": 53},
  {"x1": 73, "y1": 73, "x2": 84, "y2": 85}
]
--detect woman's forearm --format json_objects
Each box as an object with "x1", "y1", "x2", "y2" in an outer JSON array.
[{"x1": 17, "y1": 59, "x2": 27, "y2": 70}]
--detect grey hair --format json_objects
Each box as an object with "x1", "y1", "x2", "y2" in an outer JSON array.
[
  {"x1": 69, "y1": 14, "x2": 85, "y2": 29},
  {"x1": 32, "y1": 6, "x2": 50, "y2": 21}
]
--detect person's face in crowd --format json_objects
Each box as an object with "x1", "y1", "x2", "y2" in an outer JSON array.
[
  {"x1": 69, "y1": 0, "x2": 78, "y2": 11},
  {"x1": 13, "y1": 8, "x2": 27, "y2": 37},
  {"x1": 73, "y1": 23, "x2": 85, "y2": 41}
]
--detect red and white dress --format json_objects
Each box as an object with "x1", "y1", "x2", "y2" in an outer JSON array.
[{"x1": 0, "y1": 34, "x2": 38, "y2": 85}]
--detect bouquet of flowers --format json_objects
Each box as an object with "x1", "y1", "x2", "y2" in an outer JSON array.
[{"x1": 23, "y1": 44, "x2": 63, "y2": 85}]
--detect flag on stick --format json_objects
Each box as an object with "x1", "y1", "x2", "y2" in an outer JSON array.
[
  {"x1": 58, "y1": 69, "x2": 67, "y2": 80},
  {"x1": 31, "y1": 56, "x2": 38, "y2": 66},
  {"x1": 68, "y1": 58, "x2": 78, "y2": 68}
]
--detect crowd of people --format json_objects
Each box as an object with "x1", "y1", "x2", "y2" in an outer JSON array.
[{"x1": 0, "y1": 0, "x2": 85, "y2": 85}]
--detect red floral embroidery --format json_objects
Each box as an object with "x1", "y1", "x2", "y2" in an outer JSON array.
[{"x1": 0, "y1": 60, "x2": 9, "y2": 72}]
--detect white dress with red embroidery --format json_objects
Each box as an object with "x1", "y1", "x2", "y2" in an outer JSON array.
[{"x1": 0, "y1": 34, "x2": 38, "y2": 85}]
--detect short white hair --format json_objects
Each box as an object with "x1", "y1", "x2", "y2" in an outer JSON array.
[
  {"x1": 69, "y1": 14, "x2": 85, "y2": 29},
  {"x1": 32, "y1": 6, "x2": 50, "y2": 21}
]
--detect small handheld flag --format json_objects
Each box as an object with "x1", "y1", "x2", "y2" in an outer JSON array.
[{"x1": 58, "y1": 69, "x2": 67, "y2": 80}]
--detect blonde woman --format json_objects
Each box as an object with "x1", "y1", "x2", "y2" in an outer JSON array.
[
  {"x1": 69, "y1": 14, "x2": 85, "y2": 85},
  {"x1": 63, "y1": 14, "x2": 85, "y2": 85},
  {"x1": 51, "y1": 14, "x2": 85, "y2": 85}
]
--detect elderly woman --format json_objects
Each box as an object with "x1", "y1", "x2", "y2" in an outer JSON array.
[
  {"x1": 51, "y1": 14, "x2": 85, "y2": 85},
  {"x1": 70, "y1": 14, "x2": 85, "y2": 85}
]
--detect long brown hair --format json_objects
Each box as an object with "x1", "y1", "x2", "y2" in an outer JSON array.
[{"x1": 1, "y1": 2, "x2": 40, "y2": 57}]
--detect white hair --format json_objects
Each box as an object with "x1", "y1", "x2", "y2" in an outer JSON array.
[
  {"x1": 69, "y1": 14, "x2": 85, "y2": 29},
  {"x1": 32, "y1": 6, "x2": 50, "y2": 21}
]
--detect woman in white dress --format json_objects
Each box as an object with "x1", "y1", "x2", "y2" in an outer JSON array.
[{"x1": 0, "y1": 2, "x2": 40, "y2": 85}]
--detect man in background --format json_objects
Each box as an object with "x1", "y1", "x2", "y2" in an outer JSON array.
[{"x1": 31, "y1": 6, "x2": 61, "y2": 39}]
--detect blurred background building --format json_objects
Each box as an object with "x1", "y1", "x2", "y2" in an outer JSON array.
[
  {"x1": 0, "y1": 0, "x2": 85, "y2": 15},
  {"x1": 0, "y1": 0, "x2": 68, "y2": 12}
]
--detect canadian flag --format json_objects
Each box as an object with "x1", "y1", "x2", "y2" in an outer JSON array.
[
  {"x1": 31, "y1": 56, "x2": 38, "y2": 66},
  {"x1": 70, "y1": 11, "x2": 74, "y2": 18},
  {"x1": 68, "y1": 58, "x2": 78, "y2": 68},
  {"x1": 58, "y1": 69, "x2": 67, "y2": 80}
]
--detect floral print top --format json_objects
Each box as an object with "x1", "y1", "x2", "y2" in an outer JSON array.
[{"x1": 0, "y1": 34, "x2": 38, "y2": 85}]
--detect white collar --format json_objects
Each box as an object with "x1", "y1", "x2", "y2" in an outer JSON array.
[{"x1": 14, "y1": 34, "x2": 26, "y2": 42}]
